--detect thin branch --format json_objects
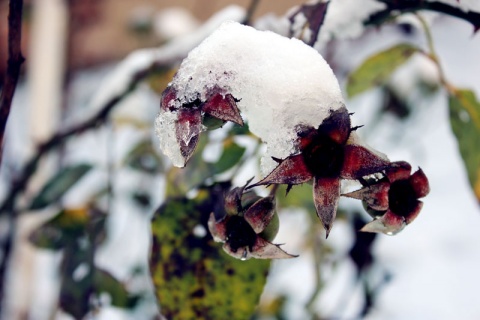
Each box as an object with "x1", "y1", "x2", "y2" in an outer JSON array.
[
  {"x1": 0, "y1": 71, "x2": 146, "y2": 213},
  {"x1": 243, "y1": 0, "x2": 261, "y2": 26},
  {"x1": 0, "y1": 0, "x2": 24, "y2": 312},
  {"x1": 0, "y1": 0, "x2": 25, "y2": 164},
  {"x1": 364, "y1": 0, "x2": 480, "y2": 32}
]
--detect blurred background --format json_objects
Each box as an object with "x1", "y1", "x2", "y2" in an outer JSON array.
[{"x1": 1, "y1": 0, "x2": 480, "y2": 319}]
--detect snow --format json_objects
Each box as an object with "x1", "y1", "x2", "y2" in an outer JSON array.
[
  {"x1": 155, "y1": 21, "x2": 344, "y2": 173},
  {"x1": 85, "y1": 5, "x2": 245, "y2": 123}
]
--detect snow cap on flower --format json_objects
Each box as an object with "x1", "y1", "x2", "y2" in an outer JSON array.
[{"x1": 155, "y1": 21, "x2": 344, "y2": 170}]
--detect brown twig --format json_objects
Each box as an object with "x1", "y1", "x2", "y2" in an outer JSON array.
[
  {"x1": 0, "y1": 0, "x2": 24, "y2": 312},
  {"x1": 0, "y1": 0, "x2": 25, "y2": 165},
  {"x1": 0, "y1": 66, "x2": 148, "y2": 314},
  {"x1": 364, "y1": 0, "x2": 480, "y2": 31},
  {"x1": 243, "y1": 0, "x2": 261, "y2": 26}
]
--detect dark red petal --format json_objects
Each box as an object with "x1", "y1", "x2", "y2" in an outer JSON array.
[
  {"x1": 244, "y1": 196, "x2": 275, "y2": 234},
  {"x1": 385, "y1": 161, "x2": 412, "y2": 182},
  {"x1": 249, "y1": 154, "x2": 314, "y2": 188},
  {"x1": 175, "y1": 108, "x2": 202, "y2": 165},
  {"x1": 360, "y1": 210, "x2": 406, "y2": 235},
  {"x1": 160, "y1": 86, "x2": 177, "y2": 111},
  {"x1": 318, "y1": 106, "x2": 351, "y2": 145},
  {"x1": 341, "y1": 144, "x2": 391, "y2": 180},
  {"x1": 224, "y1": 187, "x2": 243, "y2": 215},
  {"x1": 250, "y1": 237, "x2": 297, "y2": 259},
  {"x1": 409, "y1": 168, "x2": 430, "y2": 198},
  {"x1": 405, "y1": 200, "x2": 423, "y2": 224},
  {"x1": 224, "y1": 178, "x2": 256, "y2": 215},
  {"x1": 342, "y1": 181, "x2": 390, "y2": 211},
  {"x1": 295, "y1": 125, "x2": 318, "y2": 150},
  {"x1": 313, "y1": 176, "x2": 340, "y2": 238},
  {"x1": 202, "y1": 93, "x2": 244, "y2": 126},
  {"x1": 208, "y1": 212, "x2": 227, "y2": 242}
]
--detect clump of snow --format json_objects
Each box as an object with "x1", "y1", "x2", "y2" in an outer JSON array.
[{"x1": 155, "y1": 21, "x2": 344, "y2": 173}]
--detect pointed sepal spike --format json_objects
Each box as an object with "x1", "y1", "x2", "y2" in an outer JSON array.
[
  {"x1": 385, "y1": 161, "x2": 412, "y2": 182},
  {"x1": 208, "y1": 212, "x2": 227, "y2": 242},
  {"x1": 202, "y1": 93, "x2": 244, "y2": 126},
  {"x1": 160, "y1": 86, "x2": 177, "y2": 112},
  {"x1": 341, "y1": 144, "x2": 391, "y2": 180},
  {"x1": 360, "y1": 210, "x2": 406, "y2": 235},
  {"x1": 404, "y1": 200, "x2": 423, "y2": 225},
  {"x1": 342, "y1": 181, "x2": 390, "y2": 211},
  {"x1": 409, "y1": 168, "x2": 430, "y2": 198},
  {"x1": 248, "y1": 154, "x2": 313, "y2": 189},
  {"x1": 243, "y1": 196, "x2": 276, "y2": 234},
  {"x1": 318, "y1": 106, "x2": 351, "y2": 145},
  {"x1": 250, "y1": 237, "x2": 297, "y2": 259},
  {"x1": 313, "y1": 176, "x2": 340, "y2": 238},
  {"x1": 175, "y1": 108, "x2": 202, "y2": 166}
]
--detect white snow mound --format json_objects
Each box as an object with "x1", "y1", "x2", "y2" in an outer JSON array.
[{"x1": 156, "y1": 21, "x2": 345, "y2": 173}]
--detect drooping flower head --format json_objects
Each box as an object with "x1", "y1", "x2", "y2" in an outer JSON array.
[
  {"x1": 159, "y1": 85, "x2": 243, "y2": 166},
  {"x1": 344, "y1": 161, "x2": 430, "y2": 235},
  {"x1": 249, "y1": 107, "x2": 392, "y2": 237},
  {"x1": 208, "y1": 182, "x2": 296, "y2": 260}
]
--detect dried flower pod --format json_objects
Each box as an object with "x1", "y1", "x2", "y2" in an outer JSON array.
[
  {"x1": 208, "y1": 183, "x2": 296, "y2": 260},
  {"x1": 344, "y1": 161, "x2": 430, "y2": 235},
  {"x1": 249, "y1": 107, "x2": 391, "y2": 237}
]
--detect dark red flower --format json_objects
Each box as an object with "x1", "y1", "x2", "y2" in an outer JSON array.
[
  {"x1": 249, "y1": 106, "x2": 392, "y2": 237},
  {"x1": 343, "y1": 161, "x2": 430, "y2": 235},
  {"x1": 160, "y1": 86, "x2": 243, "y2": 166},
  {"x1": 208, "y1": 182, "x2": 296, "y2": 260}
]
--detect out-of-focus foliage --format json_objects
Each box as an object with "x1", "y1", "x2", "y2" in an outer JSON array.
[
  {"x1": 124, "y1": 139, "x2": 163, "y2": 174},
  {"x1": 29, "y1": 164, "x2": 92, "y2": 210},
  {"x1": 150, "y1": 185, "x2": 270, "y2": 320},
  {"x1": 29, "y1": 207, "x2": 140, "y2": 319},
  {"x1": 448, "y1": 89, "x2": 480, "y2": 201},
  {"x1": 346, "y1": 44, "x2": 419, "y2": 98}
]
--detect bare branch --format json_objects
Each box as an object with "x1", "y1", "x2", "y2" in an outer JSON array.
[
  {"x1": 0, "y1": 0, "x2": 25, "y2": 164},
  {"x1": 365, "y1": 0, "x2": 480, "y2": 32}
]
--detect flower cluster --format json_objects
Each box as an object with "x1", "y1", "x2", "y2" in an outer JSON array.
[
  {"x1": 208, "y1": 182, "x2": 296, "y2": 260},
  {"x1": 248, "y1": 106, "x2": 398, "y2": 237},
  {"x1": 160, "y1": 85, "x2": 243, "y2": 166},
  {"x1": 344, "y1": 161, "x2": 430, "y2": 235}
]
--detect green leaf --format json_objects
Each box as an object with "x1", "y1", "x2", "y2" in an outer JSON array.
[
  {"x1": 150, "y1": 189, "x2": 270, "y2": 320},
  {"x1": 346, "y1": 44, "x2": 419, "y2": 98},
  {"x1": 277, "y1": 183, "x2": 315, "y2": 211},
  {"x1": 29, "y1": 164, "x2": 92, "y2": 210},
  {"x1": 211, "y1": 138, "x2": 246, "y2": 174},
  {"x1": 124, "y1": 139, "x2": 163, "y2": 173},
  {"x1": 94, "y1": 268, "x2": 140, "y2": 309},
  {"x1": 165, "y1": 135, "x2": 211, "y2": 197},
  {"x1": 29, "y1": 208, "x2": 106, "y2": 250},
  {"x1": 448, "y1": 89, "x2": 480, "y2": 201}
]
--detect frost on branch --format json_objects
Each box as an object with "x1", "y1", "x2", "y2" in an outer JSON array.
[{"x1": 155, "y1": 21, "x2": 343, "y2": 169}]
